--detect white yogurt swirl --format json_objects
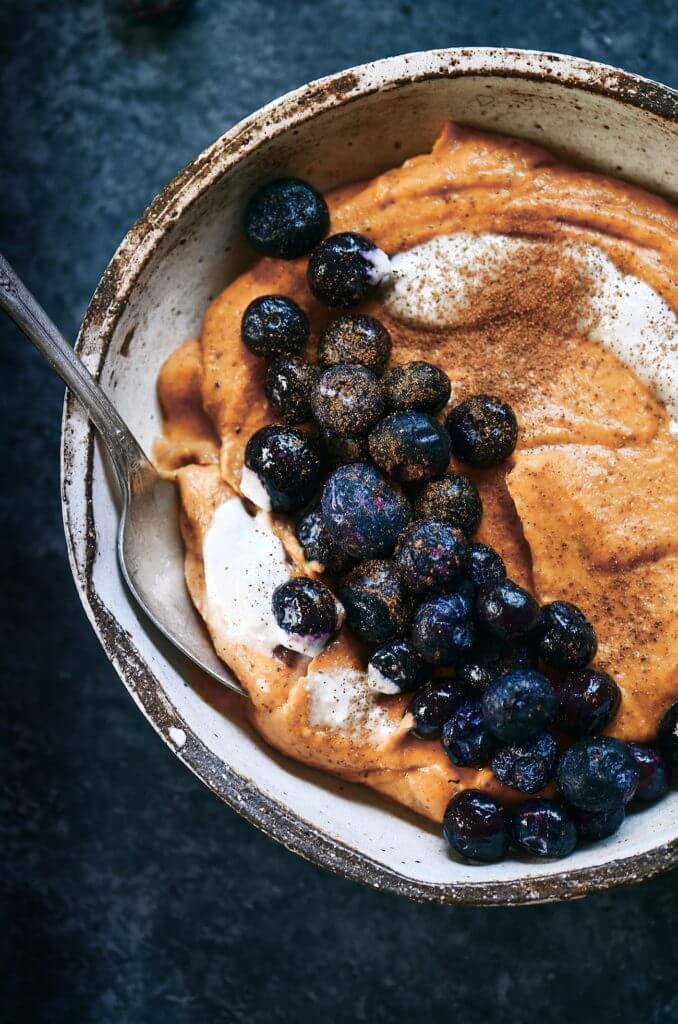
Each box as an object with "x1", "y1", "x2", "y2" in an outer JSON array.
[
  {"x1": 383, "y1": 233, "x2": 677, "y2": 429},
  {"x1": 203, "y1": 498, "x2": 340, "y2": 658}
]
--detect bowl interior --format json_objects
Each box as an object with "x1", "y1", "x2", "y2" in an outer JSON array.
[{"x1": 64, "y1": 51, "x2": 678, "y2": 903}]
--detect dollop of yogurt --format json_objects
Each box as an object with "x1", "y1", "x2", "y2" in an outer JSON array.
[
  {"x1": 306, "y1": 667, "x2": 393, "y2": 741},
  {"x1": 383, "y1": 233, "x2": 677, "y2": 428},
  {"x1": 239, "y1": 465, "x2": 271, "y2": 511},
  {"x1": 203, "y1": 498, "x2": 335, "y2": 657},
  {"x1": 366, "y1": 662, "x2": 402, "y2": 696},
  {"x1": 363, "y1": 244, "x2": 392, "y2": 286}
]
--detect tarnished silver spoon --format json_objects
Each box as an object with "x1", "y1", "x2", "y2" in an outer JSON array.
[{"x1": 0, "y1": 253, "x2": 246, "y2": 696}]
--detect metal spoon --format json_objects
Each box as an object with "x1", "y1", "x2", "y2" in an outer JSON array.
[{"x1": 0, "y1": 253, "x2": 246, "y2": 696}]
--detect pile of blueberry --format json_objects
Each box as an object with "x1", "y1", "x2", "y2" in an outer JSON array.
[{"x1": 240, "y1": 177, "x2": 676, "y2": 864}]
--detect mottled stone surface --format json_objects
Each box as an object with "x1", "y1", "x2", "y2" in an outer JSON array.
[{"x1": 1, "y1": 3, "x2": 676, "y2": 1022}]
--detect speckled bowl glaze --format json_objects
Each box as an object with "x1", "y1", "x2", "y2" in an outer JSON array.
[{"x1": 61, "y1": 49, "x2": 678, "y2": 905}]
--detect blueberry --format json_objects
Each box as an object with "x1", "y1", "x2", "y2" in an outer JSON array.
[
  {"x1": 571, "y1": 804, "x2": 625, "y2": 841},
  {"x1": 318, "y1": 313, "x2": 391, "y2": 373},
  {"x1": 512, "y1": 800, "x2": 577, "y2": 858},
  {"x1": 337, "y1": 560, "x2": 410, "y2": 644},
  {"x1": 308, "y1": 232, "x2": 390, "y2": 308},
  {"x1": 628, "y1": 744, "x2": 671, "y2": 802},
  {"x1": 411, "y1": 591, "x2": 476, "y2": 667},
  {"x1": 321, "y1": 463, "x2": 411, "y2": 558},
  {"x1": 557, "y1": 737, "x2": 639, "y2": 812},
  {"x1": 491, "y1": 733, "x2": 558, "y2": 793},
  {"x1": 455, "y1": 577, "x2": 479, "y2": 607},
  {"x1": 368, "y1": 412, "x2": 451, "y2": 483},
  {"x1": 394, "y1": 520, "x2": 469, "y2": 596},
  {"x1": 443, "y1": 790, "x2": 510, "y2": 863},
  {"x1": 321, "y1": 431, "x2": 368, "y2": 465},
  {"x1": 538, "y1": 601, "x2": 597, "y2": 670},
  {"x1": 409, "y1": 680, "x2": 466, "y2": 739},
  {"x1": 311, "y1": 364, "x2": 386, "y2": 438},
  {"x1": 383, "y1": 361, "x2": 451, "y2": 414},
  {"x1": 466, "y1": 632, "x2": 535, "y2": 677},
  {"x1": 482, "y1": 670, "x2": 557, "y2": 743},
  {"x1": 658, "y1": 702, "x2": 678, "y2": 766},
  {"x1": 456, "y1": 660, "x2": 498, "y2": 694},
  {"x1": 265, "y1": 356, "x2": 318, "y2": 424},
  {"x1": 245, "y1": 178, "x2": 329, "y2": 259},
  {"x1": 241, "y1": 295, "x2": 309, "y2": 358},
  {"x1": 468, "y1": 543, "x2": 506, "y2": 588},
  {"x1": 464, "y1": 631, "x2": 504, "y2": 671},
  {"x1": 368, "y1": 639, "x2": 428, "y2": 695},
  {"x1": 413, "y1": 474, "x2": 482, "y2": 536},
  {"x1": 476, "y1": 579, "x2": 540, "y2": 641},
  {"x1": 295, "y1": 504, "x2": 351, "y2": 574},
  {"x1": 554, "y1": 669, "x2": 621, "y2": 736},
  {"x1": 446, "y1": 394, "x2": 518, "y2": 467},
  {"x1": 272, "y1": 577, "x2": 339, "y2": 652},
  {"x1": 442, "y1": 701, "x2": 496, "y2": 767},
  {"x1": 502, "y1": 636, "x2": 540, "y2": 671},
  {"x1": 244, "y1": 425, "x2": 322, "y2": 512}
]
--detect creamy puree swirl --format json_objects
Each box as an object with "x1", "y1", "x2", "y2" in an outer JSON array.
[{"x1": 156, "y1": 125, "x2": 678, "y2": 824}]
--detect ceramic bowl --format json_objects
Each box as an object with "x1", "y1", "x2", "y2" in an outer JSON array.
[{"x1": 61, "y1": 48, "x2": 678, "y2": 905}]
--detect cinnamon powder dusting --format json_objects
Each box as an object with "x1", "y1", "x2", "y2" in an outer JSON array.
[{"x1": 382, "y1": 239, "x2": 595, "y2": 410}]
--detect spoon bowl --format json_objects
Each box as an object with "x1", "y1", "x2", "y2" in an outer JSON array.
[
  {"x1": 118, "y1": 455, "x2": 246, "y2": 693},
  {"x1": 0, "y1": 253, "x2": 246, "y2": 696}
]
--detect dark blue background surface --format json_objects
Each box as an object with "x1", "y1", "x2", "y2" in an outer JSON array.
[{"x1": 1, "y1": 3, "x2": 677, "y2": 1022}]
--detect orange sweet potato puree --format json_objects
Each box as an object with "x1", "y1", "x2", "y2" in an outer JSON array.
[{"x1": 155, "y1": 125, "x2": 678, "y2": 823}]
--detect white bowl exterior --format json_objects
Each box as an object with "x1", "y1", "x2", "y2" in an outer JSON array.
[{"x1": 62, "y1": 49, "x2": 678, "y2": 903}]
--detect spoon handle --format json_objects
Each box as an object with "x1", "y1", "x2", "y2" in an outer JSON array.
[{"x1": 0, "y1": 252, "x2": 146, "y2": 483}]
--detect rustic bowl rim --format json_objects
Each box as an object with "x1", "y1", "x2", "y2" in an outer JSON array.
[{"x1": 61, "y1": 47, "x2": 678, "y2": 906}]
